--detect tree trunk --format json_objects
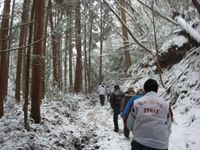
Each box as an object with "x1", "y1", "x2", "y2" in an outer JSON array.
[
  {"x1": 74, "y1": 0, "x2": 82, "y2": 93},
  {"x1": 192, "y1": 0, "x2": 200, "y2": 16},
  {"x1": 64, "y1": 30, "x2": 68, "y2": 93},
  {"x1": 119, "y1": 0, "x2": 132, "y2": 72},
  {"x1": 15, "y1": 0, "x2": 29, "y2": 103},
  {"x1": 31, "y1": 0, "x2": 45, "y2": 123},
  {"x1": 83, "y1": 22, "x2": 88, "y2": 94},
  {"x1": 88, "y1": 11, "x2": 93, "y2": 93},
  {"x1": 6, "y1": 0, "x2": 16, "y2": 98},
  {"x1": 0, "y1": 0, "x2": 11, "y2": 118},
  {"x1": 68, "y1": 14, "x2": 73, "y2": 90},
  {"x1": 99, "y1": 2, "x2": 103, "y2": 84},
  {"x1": 24, "y1": 0, "x2": 34, "y2": 130},
  {"x1": 41, "y1": 0, "x2": 51, "y2": 98},
  {"x1": 57, "y1": 34, "x2": 62, "y2": 90},
  {"x1": 49, "y1": 0, "x2": 59, "y2": 88}
]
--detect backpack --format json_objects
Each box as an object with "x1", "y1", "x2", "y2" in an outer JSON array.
[{"x1": 113, "y1": 90, "x2": 124, "y2": 106}]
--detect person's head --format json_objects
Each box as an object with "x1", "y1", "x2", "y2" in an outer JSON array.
[
  {"x1": 114, "y1": 85, "x2": 120, "y2": 91},
  {"x1": 127, "y1": 87, "x2": 135, "y2": 94},
  {"x1": 143, "y1": 79, "x2": 158, "y2": 93},
  {"x1": 136, "y1": 88, "x2": 144, "y2": 94}
]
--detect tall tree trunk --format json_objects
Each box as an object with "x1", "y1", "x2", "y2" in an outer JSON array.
[
  {"x1": 74, "y1": 0, "x2": 82, "y2": 93},
  {"x1": 15, "y1": 0, "x2": 29, "y2": 103},
  {"x1": 41, "y1": 0, "x2": 51, "y2": 98},
  {"x1": 84, "y1": 22, "x2": 88, "y2": 94},
  {"x1": 99, "y1": 2, "x2": 103, "y2": 84},
  {"x1": 0, "y1": 0, "x2": 11, "y2": 118},
  {"x1": 119, "y1": 0, "x2": 132, "y2": 73},
  {"x1": 68, "y1": 14, "x2": 73, "y2": 90},
  {"x1": 24, "y1": 0, "x2": 35, "y2": 130},
  {"x1": 64, "y1": 30, "x2": 68, "y2": 93},
  {"x1": 31, "y1": 0, "x2": 45, "y2": 123},
  {"x1": 6, "y1": 0, "x2": 16, "y2": 97},
  {"x1": 49, "y1": 0, "x2": 59, "y2": 88},
  {"x1": 57, "y1": 34, "x2": 62, "y2": 90},
  {"x1": 88, "y1": 11, "x2": 93, "y2": 93},
  {"x1": 65, "y1": 7, "x2": 73, "y2": 92}
]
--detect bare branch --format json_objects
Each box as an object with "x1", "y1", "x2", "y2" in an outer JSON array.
[
  {"x1": 116, "y1": 0, "x2": 146, "y2": 35},
  {"x1": 0, "y1": 37, "x2": 46, "y2": 54},
  {"x1": 0, "y1": 20, "x2": 35, "y2": 32},
  {"x1": 103, "y1": 0, "x2": 155, "y2": 57},
  {"x1": 152, "y1": 1, "x2": 166, "y2": 89},
  {"x1": 137, "y1": 0, "x2": 178, "y2": 25},
  {"x1": 102, "y1": 18, "x2": 130, "y2": 43}
]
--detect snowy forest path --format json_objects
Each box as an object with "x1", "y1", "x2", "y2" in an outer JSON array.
[{"x1": 75, "y1": 94, "x2": 132, "y2": 150}]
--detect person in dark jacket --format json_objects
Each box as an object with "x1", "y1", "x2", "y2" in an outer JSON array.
[{"x1": 110, "y1": 85, "x2": 124, "y2": 132}]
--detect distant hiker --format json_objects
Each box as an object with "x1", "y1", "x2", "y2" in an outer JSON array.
[
  {"x1": 121, "y1": 88, "x2": 144, "y2": 138},
  {"x1": 106, "y1": 85, "x2": 111, "y2": 101},
  {"x1": 110, "y1": 85, "x2": 125, "y2": 132},
  {"x1": 97, "y1": 83, "x2": 107, "y2": 106},
  {"x1": 127, "y1": 79, "x2": 173, "y2": 150}
]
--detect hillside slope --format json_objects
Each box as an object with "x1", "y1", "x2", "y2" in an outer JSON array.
[{"x1": 126, "y1": 47, "x2": 200, "y2": 150}]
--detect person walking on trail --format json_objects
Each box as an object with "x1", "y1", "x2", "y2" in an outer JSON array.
[
  {"x1": 97, "y1": 83, "x2": 107, "y2": 106},
  {"x1": 121, "y1": 88, "x2": 144, "y2": 123},
  {"x1": 120, "y1": 87, "x2": 135, "y2": 112},
  {"x1": 127, "y1": 79, "x2": 173, "y2": 150},
  {"x1": 121, "y1": 88, "x2": 144, "y2": 138},
  {"x1": 110, "y1": 85, "x2": 125, "y2": 132},
  {"x1": 106, "y1": 85, "x2": 111, "y2": 101}
]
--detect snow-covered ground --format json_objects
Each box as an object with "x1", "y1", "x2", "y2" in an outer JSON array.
[
  {"x1": 0, "y1": 92, "x2": 132, "y2": 150},
  {"x1": 0, "y1": 49, "x2": 200, "y2": 150}
]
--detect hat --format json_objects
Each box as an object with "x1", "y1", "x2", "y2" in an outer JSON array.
[
  {"x1": 136, "y1": 88, "x2": 144, "y2": 94},
  {"x1": 127, "y1": 87, "x2": 135, "y2": 93}
]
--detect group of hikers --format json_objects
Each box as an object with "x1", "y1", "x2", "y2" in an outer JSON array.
[{"x1": 97, "y1": 79, "x2": 173, "y2": 150}]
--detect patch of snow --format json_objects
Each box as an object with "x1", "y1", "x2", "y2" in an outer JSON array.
[
  {"x1": 160, "y1": 35, "x2": 188, "y2": 53},
  {"x1": 175, "y1": 16, "x2": 200, "y2": 43}
]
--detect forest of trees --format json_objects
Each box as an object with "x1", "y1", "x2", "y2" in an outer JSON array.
[{"x1": 0, "y1": 0, "x2": 200, "y2": 128}]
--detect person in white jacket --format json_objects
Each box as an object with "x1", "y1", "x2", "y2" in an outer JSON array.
[
  {"x1": 127, "y1": 79, "x2": 173, "y2": 150},
  {"x1": 97, "y1": 83, "x2": 107, "y2": 106}
]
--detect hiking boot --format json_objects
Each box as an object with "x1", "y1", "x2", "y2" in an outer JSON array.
[
  {"x1": 114, "y1": 128, "x2": 119, "y2": 132},
  {"x1": 124, "y1": 126, "x2": 130, "y2": 138}
]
